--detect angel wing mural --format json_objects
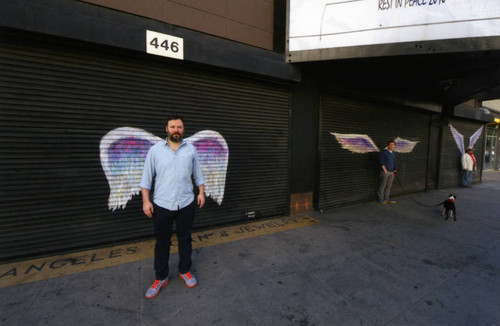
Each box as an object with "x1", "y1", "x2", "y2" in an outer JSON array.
[
  {"x1": 330, "y1": 133, "x2": 380, "y2": 153},
  {"x1": 100, "y1": 127, "x2": 228, "y2": 211},
  {"x1": 330, "y1": 132, "x2": 419, "y2": 154},
  {"x1": 449, "y1": 124, "x2": 483, "y2": 155}
]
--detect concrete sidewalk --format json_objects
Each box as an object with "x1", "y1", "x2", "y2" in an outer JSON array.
[{"x1": 1, "y1": 171, "x2": 500, "y2": 326}]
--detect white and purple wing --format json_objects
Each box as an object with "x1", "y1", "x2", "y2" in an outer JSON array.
[
  {"x1": 393, "y1": 137, "x2": 419, "y2": 153},
  {"x1": 186, "y1": 130, "x2": 228, "y2": 205},
  {"x1": 449, "y1": 124, "x2": 465, "y2": 155},
  {"x1": 468, "y1": 126, "x2": 483, "y2": 150},
  {"x1": 100, "y1": 127, "x2": 161, "y2": 210},
  {"x1": 330, "y1": 132, "x2": 380, "y2": 153}
]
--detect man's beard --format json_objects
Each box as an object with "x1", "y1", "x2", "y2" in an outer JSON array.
[{"x1": 168, "y1": 133, "x2": 182, "y2": 143}]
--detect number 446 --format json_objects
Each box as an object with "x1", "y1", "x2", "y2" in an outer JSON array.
[{"x1": 149, "y1": 37, "x2": 179, "y2": 53}]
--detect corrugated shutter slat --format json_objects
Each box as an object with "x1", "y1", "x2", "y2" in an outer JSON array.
[{"x1": 318, "y1": 95, "x2": 430, "y2": 209}]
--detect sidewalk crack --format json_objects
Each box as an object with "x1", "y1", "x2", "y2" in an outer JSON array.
[{"x1": 16, "y1": 279, "x2": 47, "y2": 326}]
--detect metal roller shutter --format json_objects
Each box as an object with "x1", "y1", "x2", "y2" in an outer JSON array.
[
  {"x1": 439, "y1": 119, "x2": 484, "y2": 188},
  {"x1": 318, "y1": 95, "x2": 430, "y2": 210},
  {"x1": 0, "y1": 28, "x2": 291, "y2": 261}
]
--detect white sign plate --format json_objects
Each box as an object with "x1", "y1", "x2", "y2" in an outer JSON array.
[
  {"x1": 289, "y1": 0, "x2": 500, "y2": 52},
  {"x1": 146, "y1": 30, "x2": 184, "y2": 60}
]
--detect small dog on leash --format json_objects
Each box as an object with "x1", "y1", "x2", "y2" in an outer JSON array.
[{"x1": 439, "y1": 194, "x2": 457, "y2": 221}]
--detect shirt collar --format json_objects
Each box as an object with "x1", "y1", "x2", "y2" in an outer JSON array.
[{"x1": 165, "y1": 138, "x2": 186, "y2": 148}]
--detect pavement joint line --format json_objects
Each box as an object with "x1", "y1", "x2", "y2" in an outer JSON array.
[
  {"x1": 20, "y1": 278, "x2": 46, "y2": 324},
  {"x1": 0, "y1": 215, "x2": 321, "y2": 289},
  {"x1": 382, "y1": 269, "x2": 459, "y2": 326}
]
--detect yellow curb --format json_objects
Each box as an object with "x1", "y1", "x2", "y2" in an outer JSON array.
[{"x1": 0, "y1": 215, "x2": 321, "y2": 288}]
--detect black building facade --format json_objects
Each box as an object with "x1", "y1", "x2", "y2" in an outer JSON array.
[{"x1": 0, "y1": 0, "x2": 496, "y2": 262}]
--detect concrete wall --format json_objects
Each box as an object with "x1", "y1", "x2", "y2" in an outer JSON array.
[
  {"x1": 80, "y1": 0, "x2": 274, "y2": 50},
  {"x1": 483, "y1": 100, "x2": 500, "y2": 114}
]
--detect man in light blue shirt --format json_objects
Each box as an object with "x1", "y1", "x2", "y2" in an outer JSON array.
[{"x1": 140, "y1": 115, "x2": 205, "y2": 299}]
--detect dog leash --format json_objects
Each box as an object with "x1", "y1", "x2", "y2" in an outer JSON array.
[{"x1": 394, "y1": 174, "x2": 441, "y2": 208}]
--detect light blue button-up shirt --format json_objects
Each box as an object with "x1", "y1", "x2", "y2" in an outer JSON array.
[{"x1": 140, "y1": 139, "x2": 205, "y2": 210}]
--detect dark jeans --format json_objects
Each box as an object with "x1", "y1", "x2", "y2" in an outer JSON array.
[{"x1": 153, "y1": 201, "x2": 196, "y2": 280}]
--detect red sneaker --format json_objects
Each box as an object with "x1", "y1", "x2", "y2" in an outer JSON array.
[
  {"x1": 179, "y1": 271, "x2": 197, "y2": 288},
  {"x1": 145, "y1": 278, "x2": 169, "y2": 299}
]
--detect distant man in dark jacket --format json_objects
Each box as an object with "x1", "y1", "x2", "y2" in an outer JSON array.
[{"x1": 378, "y1": 140, "x2": 397, "y2": 204}]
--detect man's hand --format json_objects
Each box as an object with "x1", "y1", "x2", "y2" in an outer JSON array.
[
  {"x1": 143, "y1": 201, "x2": 154, "y2": 218},
  {"x1": 197, "y1": 193, "x2": 205, "y2": 209},
  {"x1": 141, "y1": 188, "x2": 154, "y2": 218},
  {"x1": 197, "y1": 184, "x2": 205, "y2": 209}
]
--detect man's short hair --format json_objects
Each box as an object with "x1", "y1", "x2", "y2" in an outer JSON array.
[
  {"x1": 387, "y1": 140, "x2": 396, "y2": 146},
  {"x1": 166, "y1": 114, "x2": 185, "y2": 125}
]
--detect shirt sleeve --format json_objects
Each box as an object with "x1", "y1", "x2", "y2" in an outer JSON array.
[
  {"x1": 461, "y1": 154, "x2": 467, "y2": 169},
  {"x1": 379, "y1": 151, "x2": 386, "y2": 167},
  {"x1": 139, "y1": 147, "x2": 155, "y2": 190},
  {"x1": 192, "y1": 148, "x2": 205, "y2": 187}
]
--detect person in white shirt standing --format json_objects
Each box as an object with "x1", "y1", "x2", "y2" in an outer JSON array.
[{"x1": 461, "y1": 147, "x2": 476, "y2": 187}]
